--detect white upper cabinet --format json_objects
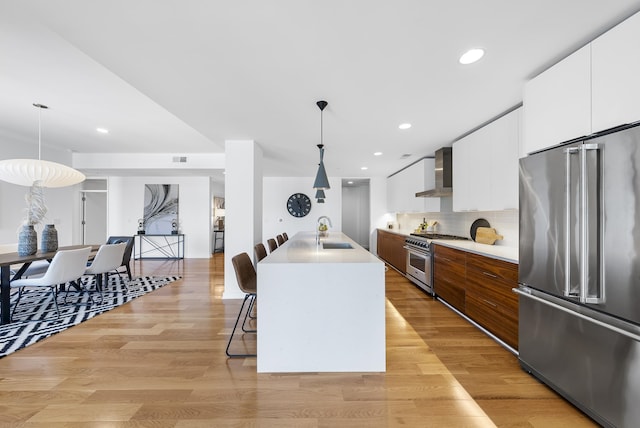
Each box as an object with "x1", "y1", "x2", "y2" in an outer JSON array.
[
  {"x1": 453, "y1": 108, "x2": 520, "y2": 211},
  {"x1": 453, "y1": 130, "x2": 483, "y2": 211},
  {"x1": 522, "y1": 45, "x2": 592, "y2": 155},
  {"x1": 386, "y1": 158, "x2": 440, "y2": 213},
  {"x1": 522, "y1": 11, "x2": 640, "y2": 156},
  {"x1": 452, "y1": 137, "x2": 470, "y2": 212},
  {"x1": 490, "y1": 109, "x2": 520, "y2": 210},
  {"x1": 592, "y1": 12, "x2": 640, "y2": 132}
]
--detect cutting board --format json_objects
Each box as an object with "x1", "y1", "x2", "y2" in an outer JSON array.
[{"x1": 475, "y1": 227, "x2": 503, "y2": 245}]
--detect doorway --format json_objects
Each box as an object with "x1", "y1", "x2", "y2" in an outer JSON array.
[
  {"x1": 81, "y1": 190, "x2": 107, "y2": 245},
  {"x1": 341, "y1": 179, "x2": 370, "y2": 249}
]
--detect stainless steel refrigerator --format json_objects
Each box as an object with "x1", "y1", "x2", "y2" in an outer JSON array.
[{"x1": 518, "y1": 123, "x2": 640, "y2": 428}]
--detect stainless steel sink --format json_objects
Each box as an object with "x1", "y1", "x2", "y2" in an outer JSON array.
[{"x1": 322, "y1": 242, "x2": 354, "y2": 249}]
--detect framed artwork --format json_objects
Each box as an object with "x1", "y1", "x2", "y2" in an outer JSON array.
[{"x1": 143, "y1": 184, "x2": 179, "y2": 234}]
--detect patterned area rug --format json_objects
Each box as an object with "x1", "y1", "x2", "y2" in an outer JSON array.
[{"x1": 0, "y1": 275, "x2": 181, "y2": 358}]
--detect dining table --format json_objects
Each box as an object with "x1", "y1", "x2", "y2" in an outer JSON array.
[{"x1": 0, "y1": 244, "x2": 100, "y2": 325}]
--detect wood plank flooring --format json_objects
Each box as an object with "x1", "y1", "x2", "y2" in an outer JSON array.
[{"x1": 0, "y1": 255, "x2": 596, "y2": 427}]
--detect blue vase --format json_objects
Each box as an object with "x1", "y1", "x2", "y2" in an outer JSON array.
[
  {"x1": 18, "y1": 225, "x2": 37, "y2": 256},
  {"x1": 41, "y1": 224, "x2": 58, "y2": 252}
]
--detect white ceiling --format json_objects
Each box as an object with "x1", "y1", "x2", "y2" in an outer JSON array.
[{"x1": 2, "y1": 1, "x2": 640, "y2": 179}]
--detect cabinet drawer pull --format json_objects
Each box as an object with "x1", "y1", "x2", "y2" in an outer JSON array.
[
  {"x1": 482, "y1": 271, "x2": 498, "y2": 279},
  {"x1": 483, "y1": 299, "x2": 498, "y2": 308}
]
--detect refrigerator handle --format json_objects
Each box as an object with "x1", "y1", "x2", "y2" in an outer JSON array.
[
  {"x1": 564, "y1": 147, "x2": 578, "y2": 298},
  {"x1": 582, "y1": 143, "x2": 605, "y2": 304}
]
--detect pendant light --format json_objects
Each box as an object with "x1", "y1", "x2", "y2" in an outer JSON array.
[
  {"x1": 313, "y1": 100, "x2": 330, "y2": 199},
  {"x1": 0, "y1": 103, "x2": 86, "y2": 188},
  {"x1": 315, "y1": 189, "x2": 325, "y2": 203}
]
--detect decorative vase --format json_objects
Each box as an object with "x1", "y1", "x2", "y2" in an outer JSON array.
[
  {"x1": 41, "y1": 224, "x2": 58, "y2": 252},
  {"x1": 18, "y1": 225, "x2": 37, "y2": 256}
]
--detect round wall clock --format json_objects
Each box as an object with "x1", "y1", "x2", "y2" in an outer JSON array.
[{"x1": 287, "y1": 193, "x2": 312, "y2": 217}]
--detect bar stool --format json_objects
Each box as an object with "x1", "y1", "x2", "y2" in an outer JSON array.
[
  {"x1": 276, "y1": 234, "x2": 285, "y2": 246},
  {"x1": 254, "y1": 243, "x2": 268, "y2": 262},
  {"x1": 282, "y1": 233, "x2": 289, "y2": 242},
  {"x1": 225, "y1": 252, "x2": 257, "y2": 358},
  {"x1": 267, "y1": 238, "x2": 278, "y2": 253},
  {"x1": 250, "y1": 243, "x2": 268, "y2": 320}
]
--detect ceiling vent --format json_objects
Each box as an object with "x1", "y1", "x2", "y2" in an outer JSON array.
[
  {"x1": 400, "y1": 153, "x2": 412, "y2": 159},
  {"x1": 172, "y1": 156, "x2": 187, "y2": 163}
]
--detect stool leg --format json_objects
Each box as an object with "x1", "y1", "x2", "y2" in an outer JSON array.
[
  {"x1": 226, "y1": 293, "x2": 257, "y2": 358},
  {"x1": 242, "y1": 295, "x2": 257, "y2": 332}
]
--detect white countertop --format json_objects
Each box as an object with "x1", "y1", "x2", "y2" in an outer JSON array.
[
  {"x1": 261, "y1": 231, "x2": 382, "y2": 264},
  {"x1": 378, "y1": 228, "x2": 518, "y2": 264},
  {"x1": 431, "y1": 240, "x2": 518, "y2": 264}
]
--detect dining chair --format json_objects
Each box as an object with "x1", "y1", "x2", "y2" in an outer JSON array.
[
  {"x1": 267, "y1": 238, "x2": 278, "y2": 253},
  {"x1": 226, "y1": 252, "x2": 257, "y2": 358},
  {"x1": 254, "y1": 243, "x2": 268, "y2": 262},
  {"x1": 0, "y1": 244, "x2": 50, "y2": 278},
  {"x1": 276, "y1": 234, "x2": 285, "y2": 246},
  {"x1": 84, "y1": 243, "x2": 127, "y2": 295},
  {"x1": 10, "y1": 247, "x2": 91, "y2": 320},
  {"x1": 21, "y1": 260, "x2": 51, "y2": 278},
  {"x1": 282, "y1": 232, "x2": 289, "y2": 242},
  {"x1": 106, "y1": 236, "x2": 135, "y2": 280}
]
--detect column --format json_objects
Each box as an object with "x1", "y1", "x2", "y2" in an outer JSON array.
[{"x1": 223, "y1": 140, "x2": 263, "y2": 299}]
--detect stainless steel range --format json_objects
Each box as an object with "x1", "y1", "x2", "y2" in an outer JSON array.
[{"x1": 404, "y1": 233, "x2": 469, "y2": 295}]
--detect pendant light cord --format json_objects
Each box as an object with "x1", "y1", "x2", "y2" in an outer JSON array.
[
  {"x1": 320, "y1": 108, "x2": 323, "y2": 147},
  {"x1": 38, "y1": 105, "x2": 42, "y2": 161},
  {"x1": 33, "y1": 103, "x2": 48, "y2": 161}
]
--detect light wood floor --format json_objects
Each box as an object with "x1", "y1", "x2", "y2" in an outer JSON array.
[{"x1": 0, "y1": 254, "x2": 596, "y2": 427}]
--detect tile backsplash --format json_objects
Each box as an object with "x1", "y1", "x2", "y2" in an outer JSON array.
[{"x1": 395, "y1": 207, "x2": 519, "y2": 249}]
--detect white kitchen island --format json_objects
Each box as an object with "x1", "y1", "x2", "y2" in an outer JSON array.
[{"x1": 257, "y1": 231, "x2": 386, "y2": 373}]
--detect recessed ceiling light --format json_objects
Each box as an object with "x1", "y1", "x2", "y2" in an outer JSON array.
[
  {"x1": 348, "y1": 181, "x2": 354, "y2": 184},
  {"x1": 96, "y1": 128, "x2": 109, "y2": 134},
  {"x1": 398, "y1": 123, "x2": 411, "y2": 130},
  {"x1": 459, "y1": 48, "x2": 485, "y2": 65},
  {"x1": 361, "y1": 166, "x2": 368, "y2": 170},
  {"x1": 373, "y1": 152, "x2": 383, "y2": 156}
]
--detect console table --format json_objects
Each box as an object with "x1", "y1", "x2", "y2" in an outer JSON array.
[
  {"x1": 212, "y1": 230, "x2": 224, "y2": 253},
  {"x1": 135, "y1": 234, "x2": 184, "y2": 259}
]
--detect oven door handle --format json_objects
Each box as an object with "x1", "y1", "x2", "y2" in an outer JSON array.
[{"x1": 403, "y1": 246, "x2": 430, "y2": 257}]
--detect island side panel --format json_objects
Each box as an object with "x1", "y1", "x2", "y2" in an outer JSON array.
[{"x1": 257, "y1": 262, "x2": 386, "y2": 373}]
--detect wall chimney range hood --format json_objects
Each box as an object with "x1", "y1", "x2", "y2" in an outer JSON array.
[{"x1": 416, "y1": 147, "x2": 452, "y2": 197}]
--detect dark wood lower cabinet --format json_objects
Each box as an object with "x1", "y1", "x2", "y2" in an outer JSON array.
[
  {"x1": 376, "y1": 229, "x2": 406, "y2": 274},
  {"x1": 433, "y1": 244, "x2": 519, "y2": 350},
  {"x1": 433, "y1": 245, "x2": 466, "y2": 313}
]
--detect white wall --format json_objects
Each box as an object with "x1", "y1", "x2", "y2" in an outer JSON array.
[
  {"x1": 210, "y1": 179, "x2": 224, "y2": 198},
  {"x1": 262, "y1": 177, "x2": 342, "y2": 242},
  {"x1": 106, "y1": 176, "x2": 211, "y2": 258},
  {"x1": 0, "y1": 132, "x2": 80, "y2": 246}
]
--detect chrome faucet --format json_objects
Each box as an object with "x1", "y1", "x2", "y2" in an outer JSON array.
[
  {"x1": 317, "y1": 216, "x2": 333, "y2": 228},
  {"x1": 316, "y1": 216, "x2": 332, "y2": 244}
]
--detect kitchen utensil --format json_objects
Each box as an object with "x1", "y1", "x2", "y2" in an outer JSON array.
[
  {"x1": 475, "y1": 227, "x2": 503, "y2": 245},
  {"x1": 470, "y1": 218, "x2": 490, "y2": 240}
]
